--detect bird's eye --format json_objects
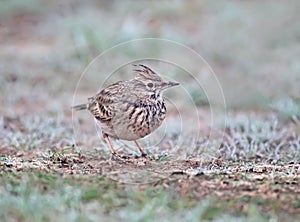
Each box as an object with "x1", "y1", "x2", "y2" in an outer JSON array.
[{"x1": 147, "y1": 83, "x2": 154, "y2": 88}]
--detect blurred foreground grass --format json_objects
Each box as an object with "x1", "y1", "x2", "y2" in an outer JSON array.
[{"x1": 0, "y1": 168, "x2": 298, "y2": 222}]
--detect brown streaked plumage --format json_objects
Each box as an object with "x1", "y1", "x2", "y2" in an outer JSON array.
[{"x1": 73, "y1": 64, "x2": 179, "y2": 157}]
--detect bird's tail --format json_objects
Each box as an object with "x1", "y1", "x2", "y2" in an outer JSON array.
[{"x1": 72, "y1": 104, "x2": 87, "y2": 111}]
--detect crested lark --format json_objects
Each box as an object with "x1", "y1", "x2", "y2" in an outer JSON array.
[{"x1": 73, "y1": 64, "x2": 179, "y2": 157}]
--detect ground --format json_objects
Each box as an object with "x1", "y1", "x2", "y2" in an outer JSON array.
[
  {"x1": 1, "y1": 112, "x2": 299, "y2": 221},
  {"x1": 0, "y1": 1, "x2": 300, "y2": 222}
]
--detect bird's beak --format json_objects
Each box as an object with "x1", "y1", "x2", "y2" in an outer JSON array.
[{"x1": 161, "y1": 81, "x2": 180, "y2": 90}]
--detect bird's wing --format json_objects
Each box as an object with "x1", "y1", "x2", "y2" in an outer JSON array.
[{"x1": 87, "y1": 81, "x2": 123, "y2": 122}]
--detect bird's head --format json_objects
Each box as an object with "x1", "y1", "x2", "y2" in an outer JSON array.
[{"x1": 133, "y1": 64, "x2": 179, "y2": 98}]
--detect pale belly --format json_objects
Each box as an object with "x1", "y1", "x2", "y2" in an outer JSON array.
[{"x1": 98, "y1": 104, "x2": 166, "y2": 141}]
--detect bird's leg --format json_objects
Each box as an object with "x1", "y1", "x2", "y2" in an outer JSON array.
[
  {"x1": 102, "y1": 133, "x2": 118, "y2": 156},
  {"x1": 134, "y1": 140, "x2": 147, "y2": 157}
]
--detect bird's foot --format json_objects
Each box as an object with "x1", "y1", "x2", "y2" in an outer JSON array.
[{"x1": 136, "y1": 152, "x2": 153, "y2": 160}]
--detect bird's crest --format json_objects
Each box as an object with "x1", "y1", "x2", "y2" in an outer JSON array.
[{"x1": 133, "y1": 64, "x2": 161, "y2": 80}]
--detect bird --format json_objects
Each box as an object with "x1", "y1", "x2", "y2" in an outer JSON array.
[{"x1": 72, "y1": 64, "x2": 179, "y2": 157}]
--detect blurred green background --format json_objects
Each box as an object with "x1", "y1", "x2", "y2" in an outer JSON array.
[{"x1": 0, "y1": 0, "x2": 299, "y2": 117}]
